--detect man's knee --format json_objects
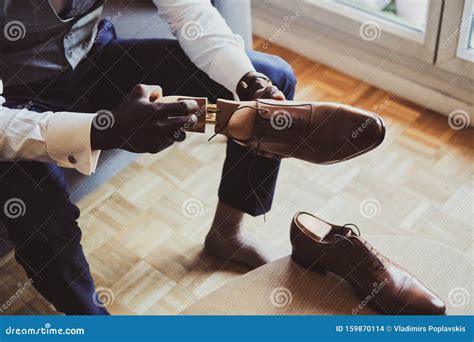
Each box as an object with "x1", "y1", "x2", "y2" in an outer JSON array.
[
  {"x1": 0, "y1": 161, "x2": 82, "y2": 264},
  {"x1": 272, "y1": 55, "x2": 297, "y2": 89},
  {"x1": 252, "y1": 53, "x2": 297, "y2": 99}
]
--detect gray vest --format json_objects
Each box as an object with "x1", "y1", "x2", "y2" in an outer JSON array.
[{"x1": 0, "y1": 0, "x2": 105, "y2": 87}]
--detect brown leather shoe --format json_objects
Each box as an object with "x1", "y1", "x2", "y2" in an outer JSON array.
[
  {"x1": 290, "y1": 212, "x2": 446, "y2": 315},
  {"x1": 215, "y1": 99, "x2": 385, "y2": 164}
]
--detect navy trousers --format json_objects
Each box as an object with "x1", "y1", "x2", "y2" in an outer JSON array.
[{"x1": 0, "y1": 22, "x2": 296, "y2": 314}]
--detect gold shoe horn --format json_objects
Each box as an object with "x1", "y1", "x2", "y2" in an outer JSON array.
[{"x1": 205, "y1": 104, "x2": 219, "y2": 125}]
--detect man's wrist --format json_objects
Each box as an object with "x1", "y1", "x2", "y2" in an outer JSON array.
[
  {"x1": 44, "y1": 111, "x2": 100, "y2": 175},
  {"x1": 236, "y1": 71, "x2": 272, "y2": 100}
]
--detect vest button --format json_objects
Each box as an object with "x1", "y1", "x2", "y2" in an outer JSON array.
[
  {"x1": 65, "y1": 32, "x2": 72, "y2": 40},
  {"x1": 67, "y1": 50, "x2": 73, "y2": 58}
]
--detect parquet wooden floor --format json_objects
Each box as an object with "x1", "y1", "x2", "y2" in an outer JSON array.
[{"x1": 0, "y1": 36, "x2": 472, "y2": 315}]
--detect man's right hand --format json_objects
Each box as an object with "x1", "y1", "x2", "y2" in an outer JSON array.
[{"x1": 90, "y1": 84, "x2": 199, "y2": 153}]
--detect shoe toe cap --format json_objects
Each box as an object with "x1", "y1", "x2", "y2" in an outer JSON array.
[
  {"x1": 308, "y1": 103, "x2": 386, "y2": 163},
  {"x1": 396, "y1": 277, "x2": 446, "y2": 315},
  {"x1": 349, "y1": 109, "x2": 385, "y2": 152}
]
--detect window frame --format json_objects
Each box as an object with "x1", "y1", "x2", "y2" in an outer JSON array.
[
  {"x1": 436, "y1": 0, "x2": 473, "y2": 77},
  {"x1": 455, "y1": 0, "x2": 473, "y2": 62},
  {"x1": 310, "y1": 0, "x2": 428, "y2": 44}
]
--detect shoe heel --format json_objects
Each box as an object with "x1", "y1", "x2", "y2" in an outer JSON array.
[{"x1": 291, "y1": 250, "x2": 327, "y2": 275}]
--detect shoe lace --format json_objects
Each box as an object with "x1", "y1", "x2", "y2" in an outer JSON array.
[
  {"x1": 334, "y1": 223, "x2": 386, "y2": 270},
  {"x1": 207, "y1": 106, "x2": 269, "y2": 142},
  {"x1": 208, "y1": 101, "x2": 314, "y2": 142}
]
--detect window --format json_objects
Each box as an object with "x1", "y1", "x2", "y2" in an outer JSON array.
[
  {"x1": 330, "y1": 0, "x2": 430, "y2": 32},
  {"x1": 264, "y1": 0, "x2": 443, "y2": 63},
  {"x1": 437, "y1": 0, "x2": 473, "y2": 78},
  {"x1": 456, "y1": 0, "x2": 474, "y2": 61},
  {"x1": 252, "y1": 0, "x2": 473, "y2": 106}
]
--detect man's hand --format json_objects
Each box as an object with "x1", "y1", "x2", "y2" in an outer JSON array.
[
  {"x1": 236, "y1": 71, "x2": 285, "y2": 101},
  {"x1": 90, "y1": 84, "x2": 199, "y2": 153},
  {"x1": 250, "y1": 84, "x2": 285, "y2": 101}
]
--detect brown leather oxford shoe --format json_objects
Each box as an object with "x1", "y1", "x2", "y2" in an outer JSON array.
[
  {"x1": 154, "y1": 96, "x2": 385, "y2": 164},
  {"x1": 290, "y1": 212, "x2": 446, "y2": 315},
  {"x1": 215, "y1": 99, "x2": 385, "y2": 165}
]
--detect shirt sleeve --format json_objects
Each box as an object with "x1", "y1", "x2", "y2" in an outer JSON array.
[
  {"x1": 0, "y1": 94, "x2": 100, "y2": 176},
  {"x1": 156, "y1": 0, "x2": 255, "y2": 98}
]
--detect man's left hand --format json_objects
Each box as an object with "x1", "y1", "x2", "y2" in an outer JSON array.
[
  {"x1": 249, "y1": 80, "x2": 285, "y2": 101},
  {"x1": 236, "y1": 71, "x2": 286, "y2": 101}
]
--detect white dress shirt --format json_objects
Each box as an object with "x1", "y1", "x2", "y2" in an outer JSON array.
[{"x1": 0, "y1": 0, "x2": 255, "y2": 175}]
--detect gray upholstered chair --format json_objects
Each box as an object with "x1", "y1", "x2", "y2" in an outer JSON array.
[{"x1": 0, "y1": 0, "x2": 252, "y2": 257}]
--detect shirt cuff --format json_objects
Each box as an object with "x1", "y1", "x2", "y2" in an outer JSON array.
[
  {"x1": 208, "y1": 44, "x2": 256, "y2": 100},
  {"x1": 44, "y1": 112, "x2": 100, "y2": 175}
]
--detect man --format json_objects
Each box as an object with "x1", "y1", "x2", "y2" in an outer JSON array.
[{"x1": 0, "y1": 0, "x2": 296, "y2": 314}]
